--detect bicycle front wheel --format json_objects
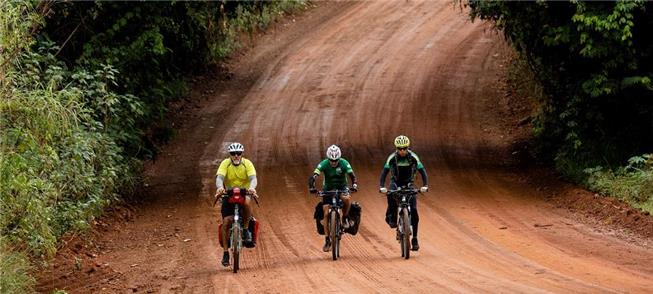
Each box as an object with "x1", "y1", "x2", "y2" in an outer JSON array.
[
  {"x1": 401, "y1": 208, "x2": 411, "y2": 259},
  {"x1": 330, "y1": 210, "x2": 340, "y2": 261},
  {"x1": 231, "y1": 224, "x2": 241, "y2": 273}
]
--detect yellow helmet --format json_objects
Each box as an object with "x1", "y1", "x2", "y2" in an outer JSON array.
[{"x1": 394, "y1": 135, "x2": 410, "y2": 148}]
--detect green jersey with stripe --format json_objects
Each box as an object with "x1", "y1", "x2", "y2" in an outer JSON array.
[{"x1": 314, "y1": 158, "x2": 354, "y2": 190}]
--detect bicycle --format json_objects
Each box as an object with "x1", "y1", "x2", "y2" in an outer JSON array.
[
  {"x1": 386, "y1": 186, "x2": 419, "y2": 259},
  {"x1": 316, "y1": 188, "x2": 352, "y2": 260},
  {"x1": 215, "y1": 187, "x2": 258, "y2": 273}
]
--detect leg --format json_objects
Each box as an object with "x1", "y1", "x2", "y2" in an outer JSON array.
[
  {"x1": 221, "y1": 216, "x2": 234, "y2": 249},
  {"x1": 221, "y1": 216, "x2": 233, "y2": 266},
  {"x1": 386, "y1": 182, "x2": 398, "y2": 228},
  {"x1": 410, "y1": 196, "x2": 419, "y2": 238},
  {"x1": 321, "y1": 204, "x2": 331, "y2": 252},
  {"x1": 386, "y1": 195, "x2": 398, "y2": 228},
  {"x1": 410, "y1": 196, "x2": 420, "y2": 251},
  {"x1": 220, "y1": 197, "x2": 234, "y2": 266},
  {"x1": 243, "y1": 196, "x2": 253, "y2": 230},
  {"x1": 341, "y1": 193, "x2": 351, "y2": 219},
  {"x1": 321, "y1": 204, "x2": 330, "y2": 236}
]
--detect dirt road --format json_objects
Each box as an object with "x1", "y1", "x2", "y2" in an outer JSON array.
[{"x1": 38, "y1": 1, "x2": 653, "y2": 293}]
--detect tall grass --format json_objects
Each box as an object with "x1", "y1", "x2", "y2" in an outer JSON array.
[
  {"x1": 1, "y1": 2, "x2": 136, "y2": 292},
  {"x1": 2, "y1": 1, "x2": 309, "y2": 292},
  {"x1": 585, "y1": 155, "x2": 653, "y2": 214}
]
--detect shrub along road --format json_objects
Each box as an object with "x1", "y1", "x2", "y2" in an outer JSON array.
[{"x1": 38, "y1": 1, "x2": 652, "y2": 292}]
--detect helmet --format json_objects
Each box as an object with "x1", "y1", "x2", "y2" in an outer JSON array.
[
  {"x1": 227, "y1": 142, "x2": 245, "y2": 153},
  {"x1": 326, "y1": 145, "x2": 341, "y2": 161},
  {"x1": 394, "y1": 135, "x2": 410, "y2": 148}
]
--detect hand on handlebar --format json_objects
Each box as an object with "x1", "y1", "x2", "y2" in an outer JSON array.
[
  {"x1": 379, "y1": 187, "x2": 387, "y2": 194},
  {"x1": 420, "y1": 186, "x2": 428, "y2": 193},
  {"x1": 215, "y1": 187, "x2": 225, "y2": 198},
  {"x1": 350, "y1": 183, "x2": 358, "y2": 192},
  {"x1": 309, "y1": 187, "x2": 318, "y2": 194}
]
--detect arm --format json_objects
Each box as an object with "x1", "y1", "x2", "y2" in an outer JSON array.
[
  {"x1": 215, "y1": 159, "x2": 229, "y2": 195},
  {"x1": 342, "y1": 159, "x2": 358, "y2": 190},
  {"x1": 308, "y1": 173, "x2": 319, "y2": 193},
  {"x1": 418, "y1": 168, "x2": 428, "y2": 187},
  {"x1": 379, "y1": 167, "x2": 390, "y2": 187},
  {"x1": 411, "y1": 151, "x2": 429, "y2": 191},
  {"x1": 379, "y1": 153, "x2": 394, "y2": 191},
  {"x1": 348, "y1": 171, "x2": 358, "y2": 189},
  {"x1": 248, "y1": 175, "x2": 258, "y2": 190},
  {"x1": 216, "y1": 175, "x2": 225, "y2": 189},
  {"x1": 245, "y1": 159, "x2": 258, "y2": 194},
  {"x1": 309, "y1": 160, "x2": 323, "y2": 193}
]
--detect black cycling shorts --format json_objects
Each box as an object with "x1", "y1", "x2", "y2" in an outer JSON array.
[{"x1": 221, "y1": 197, "x2": 240, "y2": 218}]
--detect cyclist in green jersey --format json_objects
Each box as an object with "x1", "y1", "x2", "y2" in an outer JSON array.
[
  {"x1": 309, "y1": 145, "x2": 358, "y2": 252},
  {"x1": 379, "y1": 135, "x2": 428, "y2": 251}
]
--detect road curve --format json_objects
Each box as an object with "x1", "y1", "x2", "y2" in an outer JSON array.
[{"x1": 38, "y1": 1, "x2": 653, "y2": 293}]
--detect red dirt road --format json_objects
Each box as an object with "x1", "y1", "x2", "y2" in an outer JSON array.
[{"x1": 38, "y1": 1, "x2": 653, "y2": 293}]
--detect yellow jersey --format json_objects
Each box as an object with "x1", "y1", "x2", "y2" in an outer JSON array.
[{"x1": 216, "y1": 158, "x2": 256, "y2": 188}]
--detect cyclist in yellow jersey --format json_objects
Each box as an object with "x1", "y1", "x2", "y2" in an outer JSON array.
[{"x1": 214, "y1": 142, "x2": 258, "y2": 267}]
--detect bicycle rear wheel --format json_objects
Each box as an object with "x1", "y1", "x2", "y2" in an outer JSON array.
[
  {"x1": 330, "y1": 210, "x2": 340, "y2": 261},
  {"x1": 401, "y1": 208, "x2": 411, "y2": 259},
  {"x1": 232, "y1": 224, "x2": 241, "y2": 273}
]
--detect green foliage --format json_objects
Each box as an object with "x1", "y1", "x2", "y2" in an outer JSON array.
[
  {"x1": 40, "y1": 0, "x2": 307, "y2": 157},
  {"x1": 0, "y1": 239, "x2": 34, "y2": 294},
  {"x1": 2, "y1": 1, "x2": 307, "y2": 291},
  {"x1": 210, "y1": 0, "x2": 308, "y2": 59},
  {"x1": 466, "y1": 1, "x2": 653, "y2": 179},
  {"x1": 1, "y1": 42, "x2": 135, "y2": 259},
  {"x1": 585, "y1": 154, "x2": 653, "y2": 214}
]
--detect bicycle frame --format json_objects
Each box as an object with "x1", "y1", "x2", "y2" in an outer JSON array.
[
  {"x1": 318, "y1": 189, "x2": 349, "y2": 260},
  {"x1": 387, "y1": 187, "x2": 418, "y2": 259},
  {"x1": 220, "y1": 187, "x2": 250, "y2": 273}
]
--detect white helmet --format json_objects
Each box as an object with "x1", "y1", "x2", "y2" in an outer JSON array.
[
  {"x1": 326, "y1": 145, "x2": 341, "y2": 161},
  {"x1": 227, "y1": 142, "x2": 244, "y2": 153}
]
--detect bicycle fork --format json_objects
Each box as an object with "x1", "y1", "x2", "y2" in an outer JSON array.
[{"x1": 396, "y1": 204, "x2": 413, "y2": 240}]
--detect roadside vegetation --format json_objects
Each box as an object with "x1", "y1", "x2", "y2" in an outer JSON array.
[
  {"x1": 0, "y1": 1, "x2": 307, "y2": 292},
  {"x1": 465, "y1": 1, "x2": 653, "y2": 214}
]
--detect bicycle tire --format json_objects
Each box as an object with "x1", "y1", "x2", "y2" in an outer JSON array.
[
  {"x1": 398, "y1": 211, "x2": 405, "y2": 257},
  {"x1": 330, "y1": 210, "x2": 339, "y2": 261},
  {"x1": 401, "y1": 208, "x2": 411, "y2": 259},
  {"x1": 232, "y1": 224, "x2": 241, "y2": 273}
]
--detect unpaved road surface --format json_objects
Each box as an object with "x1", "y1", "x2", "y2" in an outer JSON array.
[{"x1": 38, "y1": 1, "x2": 653, "y2": 293}]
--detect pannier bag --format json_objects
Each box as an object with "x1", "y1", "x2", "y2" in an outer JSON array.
[
  {"x1": 314, "y1": 202, "x2": 325, "y2": 235},
  {"x1": 345, "y1": 201, "x2": 362, "y2": 235},
  {"x1": 243, "y1": 217, "x2": 260, "y2": 248},
  {"x1": 219, "y1": 217, "x2": 260, "y2": 248}
]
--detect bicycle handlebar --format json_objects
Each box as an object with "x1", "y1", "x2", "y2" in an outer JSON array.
[
  {"x1": 213, "y1": 187, "x2": 259, "y2": 206},
  {"x1": 317, "y1": 189, "x2": 351, "y2": 197},
  {"x1": 386, "y1": 187, "x2": 420, "y2": 196}
]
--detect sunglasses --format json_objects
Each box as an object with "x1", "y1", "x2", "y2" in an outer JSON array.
[
  {"x1": 329, "y1": 159, "x2": 339, "y2": 163},
  {"x1": 397, "y1": 147, "x2": 408, "y2": 151},
  {"x1": 229, "y1": 152, "x2": 243, "y2": 156}
]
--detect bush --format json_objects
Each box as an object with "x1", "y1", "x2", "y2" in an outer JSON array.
[
  {"x1": 466, "y1": 1, "x2": 653, "y2": 178},
  {"x1": 0, "y1": 239, "x2": 34, "y2": 294},
  {"x1": 585, "y1": 154, "x2": 653, "y2": 214},
  {"x1": 2, "y1": 1, "x2": 308, "y2": 291}
]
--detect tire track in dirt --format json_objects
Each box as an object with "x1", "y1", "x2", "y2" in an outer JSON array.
[{"x1": 37, "y1": 1, "x2": 653, "y2": 293}]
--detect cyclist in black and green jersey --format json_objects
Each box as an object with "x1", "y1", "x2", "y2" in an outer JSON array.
[
  {"x1": 379, "y1": 135, "x2": 428, "y2": 251},
  {"x1": 309, "y1": 144, "x2": 358, "y2": 252}
]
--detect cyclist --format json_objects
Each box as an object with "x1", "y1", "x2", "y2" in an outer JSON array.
[
  {"x1": 309, "y1": 145, "x2": 358, "y2": 252},
  {"x1": 215, "y1": 142, "x2": 258, "y2": 267},
  {"x1": 379, "y1": 135, "x2": 428, "y2": 251}
]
